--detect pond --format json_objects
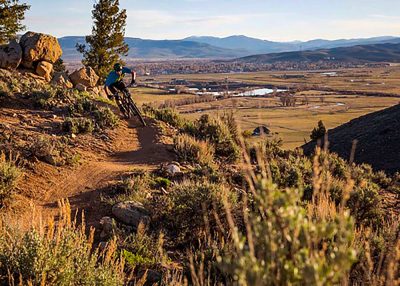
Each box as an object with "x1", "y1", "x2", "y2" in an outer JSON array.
[{"x1": 234, "y1": 88, "x2": 287, "y2": 97}]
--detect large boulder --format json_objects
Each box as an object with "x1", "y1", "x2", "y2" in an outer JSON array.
[
  {"x1": 112, "y1": 201, "x2": 150, "y2": 228},
  {"x1": 36, "y1": 61, "x2": 53, "y2": 82},
  {"x1": 19, "y1": 31, "x2": 62, "y2": 69},
  {"x1": 69, "y1": 67, "x2": 99, "y2": 88},
  {"x1": 0, "y1": 40, "x2": 22, "y2": 70},
  {"x1": 51, "y1": 72, "x2": 73, "y2": 89}
]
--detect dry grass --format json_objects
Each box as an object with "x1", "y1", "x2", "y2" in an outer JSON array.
[
  {"x1": 0, "y1": 200, "x2": 125, "y2": 285},
  {"x1": 0, "y1": 153, "x2": 22, "y2": 207},
  {"x1": 174, "y1": 134, "x2": 215, "y2": 168},
  {"x1": 154, "y1": 66, "x2": 400, "y2": 94},
  {"x1": 175, "y1": 95, "x2": 399, "y2": 149},
  {"x1": 130, "y1": 67, "x2": 400, "y2": 149}
]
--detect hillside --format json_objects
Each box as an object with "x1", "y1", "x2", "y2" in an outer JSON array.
[
  {"x1": 235, "y1": 42, "x2": 400, "y2": 63},
  {"x1": 59, "y1": 35, "x2": 400, "y2": 61},
  {"x1": 1, "y1": 67, "x2": 399, "y2": 284},
  {"x1": 302, "y1": 104, "x2": 400, "y2": 174}
]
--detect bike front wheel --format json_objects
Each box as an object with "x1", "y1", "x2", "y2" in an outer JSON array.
[{"x1": 123, "y1": 91, "x2": 146, "y2": 126}]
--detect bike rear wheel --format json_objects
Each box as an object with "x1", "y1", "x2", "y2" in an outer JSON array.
[{"x1": 116, "y1": 95, "x2": 130, "y2": 119}]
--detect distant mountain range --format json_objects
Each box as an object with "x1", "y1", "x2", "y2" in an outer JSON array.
[
  {"x1": 235, "y1": 43, "x2": 400, "y2": 63},
  {"x1": 58, "y1": 36, "x2": 242, "y2": 61},
  {"x1": 59, "y1": 35, "x2": 400, "y2": 61},
  {"x1": 185, "y1": 35, "x2": 400, "y2": 54}
]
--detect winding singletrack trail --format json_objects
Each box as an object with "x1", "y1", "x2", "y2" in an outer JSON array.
[{"x1": 20, "y1": 118, "x2": 173, "y2": 228}]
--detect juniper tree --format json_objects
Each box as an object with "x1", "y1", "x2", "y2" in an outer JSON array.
[
  {"x1": 310, "y1": 120, "x2": 327, "y2": 141},
  {"x1": 77, "y1": 0, "x2": 129, "y2": 82},
  {"x1": 53, "y1": 58, "x2": 67, "y2": 74},
  {"x1": 0, "y1": 0, "x2": 30, "y2": 45}
]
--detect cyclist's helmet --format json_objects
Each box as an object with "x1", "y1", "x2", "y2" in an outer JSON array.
[{"x1": 113, "y1": 63, "x2": 123, "y2": 72}]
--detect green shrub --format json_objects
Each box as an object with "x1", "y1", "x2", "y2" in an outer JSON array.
[
  {"x1": 103, "y1": 171, "x2": 152, "y2": 206},
  {"x1": 242, "y1": 130, "x2": 253, "y2": 138},
  {"x1": 120, "y1": 226, "x2": 168, "y2": 270},
  {"x1": 0, "y1": 82, "x2": 9, "y2": 97},
  {"x1": 62, "y1": 117, "x2": 94, "y2": 134},
  {"x1": 347, "y1": 182, "x2": 383, "y2": 227},
  {"x1": 93, "y1": 107, "x2": 119, "y2": 129},
  {"x1": 0, "y1": 154, "x2": 21, "y2": 207},
  {"x1": 174, "y1": 134, "x2": 215, "y2": 168},
  {"x1": 0, "y1": 201, "x2": 125, "y2": 285},
  {"x1": 151, "y1": 177, "x2": 172, "y2": 189},
  {"x1": 195, "y1": 114, "x2": 240, "y2": 162},
  {"x1": 144, "y1": 107, "x2": 185, "y2": 129},
  {"x1": 67, "y1": 97, "x2": 118, "y2": 132},
  {"x1": 218, "y1": 178, "x2": 356, "y2": 285},
  {"x1": 122, "y1": 250, "x2": 156, "y2": 268},
  {"x1": 68, "y1": 97, "x2": 97, "y2": 116},
  {"x1": 28, "y1": 136, "x2": 78, "y2": 166},
  {"x1": 310, "y1": 120, "x2": 327, "y2": 141},
  {"x1": 30, "y1": 87, "x2": 71, "y2": 109},
  {"x1": 155, "y1": 180, "x2": 238, "y2": 246}
]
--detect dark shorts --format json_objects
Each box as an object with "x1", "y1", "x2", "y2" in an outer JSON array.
[{"x1": 108, "y1": 81, "x2": 127, "y2": 94}]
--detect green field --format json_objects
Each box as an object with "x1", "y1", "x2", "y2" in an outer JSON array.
[{"x1": 132, "y1": 67, "x2": 400, "y2": 149}]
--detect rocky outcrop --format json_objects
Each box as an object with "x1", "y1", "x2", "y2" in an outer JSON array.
[
  {"x1": 36, "y1": 61, "x2": 53, "y2": 82},
  {"x1": 75, "y1": 83, "x2": 87, "y2": 92},
  {"x1": 90, "y1": 86, "x2": 108, "y2": 98},
  {"x1": 112, "y1": 201, "x2": 150, "y2": 228},
  {"x1": 0, "y1": 40, "x2": 22, "y2": 70},
  {"x1": 19, "y1": 31, "x2": 62, "y2": 69},
  {"x1": 69, "y1": 67, "x2": 99, "y2": 88},
  {"x1": 51, "y1": 72, "x2": 73, "y2": 89}
]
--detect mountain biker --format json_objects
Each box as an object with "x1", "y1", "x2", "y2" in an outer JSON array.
[{"x1": 104, "y1": 63, "x2": 136, "y2": 100}]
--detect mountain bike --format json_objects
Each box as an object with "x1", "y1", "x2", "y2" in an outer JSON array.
[{"x1": 115, "y1": 88, "x2": 146, "y2": 127}]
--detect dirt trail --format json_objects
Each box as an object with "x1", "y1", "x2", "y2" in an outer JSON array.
[{"x1": 28, "y1": 119, "x2": 173, "y2": 228}]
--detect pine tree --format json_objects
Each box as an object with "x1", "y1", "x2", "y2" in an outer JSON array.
[
  {"x1": 310, "y1": 120, "x2": 327, "y2": 141},
  {"x1": 77, "y1": 0, "x2": 129, "y2": 82},
  {"x1": 0, "y1": 0, "x2": 30, "y2": 45},
  {"x1": 53, "y1": 58, "x2": 67, "y2": 74}
]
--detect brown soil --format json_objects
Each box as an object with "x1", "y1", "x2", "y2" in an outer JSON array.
[{"x1": 5, "y1": 108, "x2": 174, "y2": 228}]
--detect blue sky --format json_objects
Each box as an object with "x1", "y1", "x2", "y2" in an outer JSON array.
[{"x1": 24, "y1": 0, "x2": 400, "y2": 41}]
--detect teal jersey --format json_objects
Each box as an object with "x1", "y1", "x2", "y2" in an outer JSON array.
[{"x1": 105, "y1": 67, "x2": 132, "y2": 87}]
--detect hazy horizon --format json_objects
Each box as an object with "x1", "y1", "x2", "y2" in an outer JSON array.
[
  {"x1": 24, "y1": 0, "x2": 400, "y2": 41},
  {"x1": 54, "y1": 34, "x2": 399, "y2": 42}
]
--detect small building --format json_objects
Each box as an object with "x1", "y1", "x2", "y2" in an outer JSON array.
[{"x1": 252, "y1": 126, "x2": 271, "y2": 136}]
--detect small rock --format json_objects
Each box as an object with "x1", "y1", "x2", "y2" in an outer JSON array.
[
  {"x1": 52, "y1": 114, "x2": 57, "y2": 119},
  {"x1": 75, "y1": 83, "x2": 87, "y2": 92},
  {"x1": 165, "y1": 163, "x2": 181, "y2": 176},
  {"x1": 12, "y1": 113, "x2": 17, "y2": 118},
  {"x1": 36, "y1": 61, "x2": 53, "y2": 82},
  {"x1": 112, "y1": 201, "x2": 150, "y2": 228},
  {"x1": 99, "y1": 216, "x2": 114, "y2": 239},
  {"x1": 51, "y1": 72, "x2": 73, "y2": 89},
  {"x1": 71, "y1": 133, "x2": 77, "y2": 139}
]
